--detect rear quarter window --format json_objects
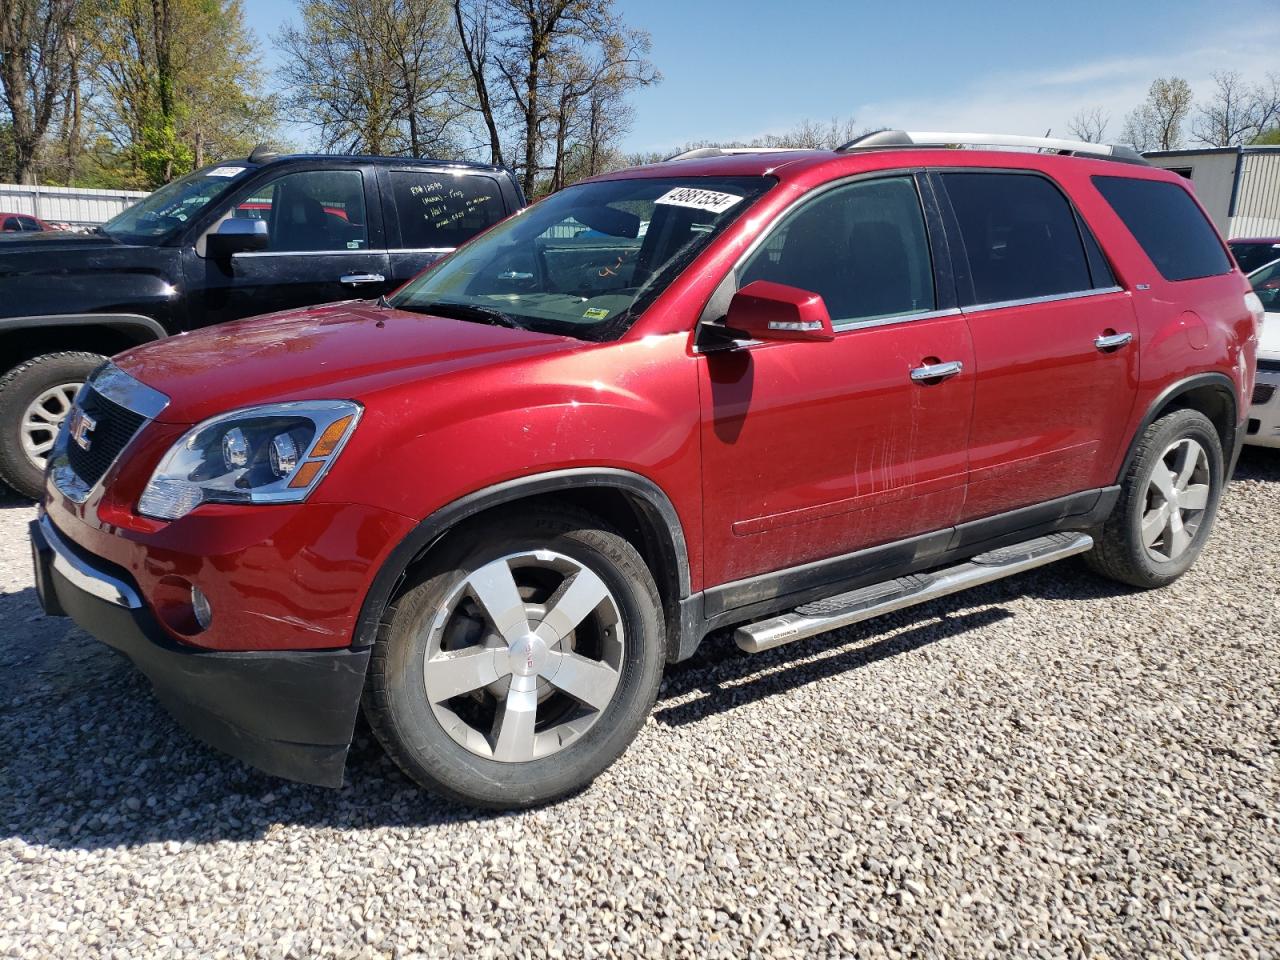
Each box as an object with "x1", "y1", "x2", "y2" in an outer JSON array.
[{"x1": 1093, "y1": 176, "x2": 1231, "y2": 282}]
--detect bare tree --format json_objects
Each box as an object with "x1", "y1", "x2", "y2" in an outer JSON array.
[
  {"x1": 277, "y1": 0, "x2": 463, "y2": 157},
  {"x1": 486, "y1": 0, "x2": 656, "y2": 196},
  {"x1": 1192, "y1": 71, "x2": 1267, "y2": 147},
  {"x1": 1121, "y1": 77, "x2": 1193, "y2": 152},
  {"x1": 0, "y1": 0, "x2": 79, "y2": 183},
  {"x1": 1067, "y1": 106, "x2": 1109, "y2": 143},
  {"x1": 453, "y1": 0, "x2": 504, "y2": 166}
]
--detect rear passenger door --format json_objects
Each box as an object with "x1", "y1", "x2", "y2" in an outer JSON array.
[
  {"x1": 377, "y1": 168, "x2": 512, "y2": 288},
  {"x1": 935, "y1": 170, "x2": 1140, "y2": 522},
  {"x1": 697, "y1": 174, "x2": 974, "y2": 586}
]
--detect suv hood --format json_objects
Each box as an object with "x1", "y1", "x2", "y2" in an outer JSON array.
[
  {"x1": 113, "y1": 301, "x2": 581, "y2": 424},
  {"x1": 0, "y1": 230, "x2": 119, "y2": 253}
]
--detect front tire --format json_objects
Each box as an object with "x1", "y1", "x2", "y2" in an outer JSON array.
[
  {"x1": 0, "y1": 352, "x2": 105, "y2": 499},
  {"x1": 363, "y1": 508, "x2": 665, "y2": 808},
  {"x1": 1086, "y1": 409, "x2": 1225, "y2": 589}
]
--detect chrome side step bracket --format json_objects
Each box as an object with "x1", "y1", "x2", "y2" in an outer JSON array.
[{"x1": 734, "y1": 532, "x2": 1094, "y2": 653}]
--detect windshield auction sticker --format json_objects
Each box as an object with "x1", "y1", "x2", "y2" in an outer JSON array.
[
  {"x1": 207, "y1": 166, "x2": 246, "y2": 177},
  {"x1": 655, "y1": 187, "x2": 743, "y2": 214}
]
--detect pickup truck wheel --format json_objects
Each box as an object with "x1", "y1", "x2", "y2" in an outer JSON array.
[
  {"x1": 1086, "y1": 409, "x2": 1224, "y2": 589},
  {"x1": 363, "y1": 508, "x2": 664, "y2": 808},
  {"x1": 0, "y1": 352, "x2": 104, "y2": 500}
]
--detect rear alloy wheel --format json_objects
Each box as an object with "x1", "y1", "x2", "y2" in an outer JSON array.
[
  {"x1": 1086, "y1": 408, "x2": 1224, "y2": 589},
  {"x1": 363, "y1": 508, "x2": 664, "y2": 808},
  {"x1": 0, "y1": 352, "x2": 105, "y2": 499},
  {"x1": 1140, "y1": 437, "x2": 1212, "y2": 563}
]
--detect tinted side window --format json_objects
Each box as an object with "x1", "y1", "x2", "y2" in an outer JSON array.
[
  {"x1": 390, "y1": 172, "x2": 505, "y2": 248},
  {"x1": 254, "y1": 169, "x2": 369, "y2": 252},
  {"x1": 1093, "y1": 176, "x2": 1231, "y2": 282},
  {"x1": 739, "y1": 176, "x2": 935, "y2": 324},
  {"x1": 19, "y1": 217, "x2": 42, "y2": 231},
  {"x1": 1, "y1": 218, "x2": 19, "y2": 232},
  {"x1": 943, "y1": 172, "x2": 1092, "y2": 304}
]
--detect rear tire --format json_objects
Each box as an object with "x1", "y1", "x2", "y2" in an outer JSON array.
[
  {"x1": 0, "y1": 352, "x2": 104, "y2": 500},
  {"x1": 362, "y1": 507, "x2": 665, "y2": 808},
  {"x1": 1086, "y1": 409, "x2": 1224, "y2": 589}
]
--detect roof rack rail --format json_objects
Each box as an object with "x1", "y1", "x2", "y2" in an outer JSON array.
[
  {"x1": 835, "y1": 130, "x2": 1149, "y2": 166},
  {"x1": 664, "y1": 146, "x2": 810, "y2": 162}
]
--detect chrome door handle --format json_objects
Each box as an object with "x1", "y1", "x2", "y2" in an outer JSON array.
[
  {"x1": 340, "y1": 273, "x2": 386, "y2": 285},
  {"x1": 910, "y1": 360, "x2": 964, "y2": 383},
  {"x1": 1094, "y1": 332, "x2": 1133, "y2": 350}
]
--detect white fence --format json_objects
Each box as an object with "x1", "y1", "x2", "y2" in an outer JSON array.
[{"x1": 0, "y1": 183, "x2": 148, "y2": 227}]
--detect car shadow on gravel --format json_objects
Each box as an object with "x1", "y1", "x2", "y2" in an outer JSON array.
[{"x1": 1232, "y1": 446, "x2": 1280, "y2": 482}]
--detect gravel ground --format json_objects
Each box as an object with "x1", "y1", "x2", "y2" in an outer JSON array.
[{"x1": 1, "y1": 452, "x2": 1277, "y2": 959}]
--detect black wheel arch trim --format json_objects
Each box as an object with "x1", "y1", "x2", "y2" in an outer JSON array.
[
  {"x1": 1118, "y1": 372, "x2": 1240, "y2": 483},
  {"x1": 352, "y1": 467, "x2": 691, "y2": 653},
  {"x1": 0, "y1": 313, "x2": 167, "y2": 343}
]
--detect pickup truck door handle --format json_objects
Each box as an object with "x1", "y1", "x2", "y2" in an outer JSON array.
[
  {"x1": 339, "y1": 273, "x2": 386, "y2": 286},
  {"x1": 910, "y1": 360, "x2": 964, "y2": 383},
  {"x1": 1094, "y1": 332, "x2": 1134, "y2": 351}
]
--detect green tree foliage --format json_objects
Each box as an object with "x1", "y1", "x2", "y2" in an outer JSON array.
[{"x1": 91, "y1": 0, "x2": 278, "y2": 187}]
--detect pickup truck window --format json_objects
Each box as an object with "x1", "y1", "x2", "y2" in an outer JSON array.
[
  {"x1": 242, "y1": 169, "x2": 369, "y2": 252},
  {"x1": 389, "y1": 175, "x2": 774, "y2": 340},
  {"x1": 389, "y1": 171, "x2": 505, "y2": 249},
  {"x1": 101, "y1": 164, "x2": 252, "y2": 243}
]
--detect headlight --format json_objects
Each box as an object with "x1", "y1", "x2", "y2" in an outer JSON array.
[{"x1": 137, "y1": 400, "x2": 361, "y2": 520}]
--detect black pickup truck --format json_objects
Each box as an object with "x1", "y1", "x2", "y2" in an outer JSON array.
[{"x1": 0, "y1": 149, "x2": 525, "y2": 498}]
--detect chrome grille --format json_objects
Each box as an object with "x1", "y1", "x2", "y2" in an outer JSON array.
[{"x1": 65, "y1": 387, "x2": 147, "y2": 487}]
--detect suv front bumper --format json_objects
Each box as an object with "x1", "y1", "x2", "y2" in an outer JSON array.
[
  {"x1": 31, "y1": 513, "x2": 369, "y2": 787},
  {"x1": 1246, "y1": 364, "x2": 1280, "y2": 448}
]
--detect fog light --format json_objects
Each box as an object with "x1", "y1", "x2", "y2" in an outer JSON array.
[{"x1": 191, "y1": 585, "x2": 212, "y2": 630}]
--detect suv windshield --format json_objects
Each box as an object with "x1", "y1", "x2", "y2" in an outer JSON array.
[
  {"x1": 101, "y1": 163, "x2": 254, "y2": 242},
  {"x1": 389, "y1": 175, "x2": 774, "y2": 340}
]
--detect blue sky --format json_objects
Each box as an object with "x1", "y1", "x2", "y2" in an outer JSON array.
[{"x1": 243, "y1": 0, "x2": 1278, "y2": 153}]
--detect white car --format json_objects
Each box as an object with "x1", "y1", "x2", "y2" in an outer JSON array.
[{"x1": 1247, "y1": 259, "x2": 1280, "y2": 448}]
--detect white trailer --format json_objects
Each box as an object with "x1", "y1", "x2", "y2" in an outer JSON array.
[{"x1": 1145, "y1": 145, "x2": 1280, "y2": 239}]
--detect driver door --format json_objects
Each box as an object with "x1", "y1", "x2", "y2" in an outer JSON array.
[
  {"x1": 183, "y1": 165, "x2": 389, "y2": 330},
  {"x1": 698, "y1": 174, "x2": 974, "y2": 587}
]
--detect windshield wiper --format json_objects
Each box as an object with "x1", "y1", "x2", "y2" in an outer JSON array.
[{"x1": 400, "y1": 300, "x2": 527, "y2": 330}]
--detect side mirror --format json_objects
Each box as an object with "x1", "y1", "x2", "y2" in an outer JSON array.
[
  {"x1": 207, "y1": 218, "x2": 268, "y2": 260},
  {"x1": 724, "y1": 279, "x2": 835, "y2": 342}
]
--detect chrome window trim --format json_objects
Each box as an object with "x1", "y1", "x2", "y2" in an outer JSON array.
[
  {"x1": 90, "y1": 361, "x2": 170, "y2": 419},
  {"x1": 388, "y1": 247, "x2": 455, "y2": 255},
  {"x1": 232, "y1": 249, "x2": 381, "y2": 259},
  {"x1": 962, "y1": 285, "x2": 1124, "y2": 314},
  {"x1": 38, "y1": 512, "x2": 142, "y2": 609},
  {"x1": 831, "y1": 306, "x2": 962, "y2": 333}
]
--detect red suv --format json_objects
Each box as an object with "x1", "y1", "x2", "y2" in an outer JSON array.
[{"x1": 31, "y1": 131, "x2": 1260, "y2": 808}]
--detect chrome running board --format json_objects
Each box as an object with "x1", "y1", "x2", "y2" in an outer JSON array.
[{"x1": 734, "y1": 532, "x2": 1094, "y2": 653}]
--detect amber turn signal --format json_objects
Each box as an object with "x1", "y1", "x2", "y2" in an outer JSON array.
[{"x1": 309, "y1": 415, "x2": 354, "y2": 457}]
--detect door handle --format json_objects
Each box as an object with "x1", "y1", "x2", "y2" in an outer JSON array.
[
  {"x1": 340, "y1": 273, "x2": 386, "y2": 285},
  {"x1": 910, "y1": 360, "x2": 964, "y2": 383},
  {"x1": 1094, "y1": 331, "x2": 1133, "y2": 351}
]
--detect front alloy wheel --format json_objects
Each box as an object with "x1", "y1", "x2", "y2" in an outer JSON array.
[
  {"x1": 422, "y1": 551, "x2": 625, "y2": 763},
  {"x1": 363, "y1": 508, "x2": 665, "y2": 808}
]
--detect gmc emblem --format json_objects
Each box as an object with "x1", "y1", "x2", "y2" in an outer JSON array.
[{"x1": 68, "y1": 407, "x2": 97, "y2": 452}]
